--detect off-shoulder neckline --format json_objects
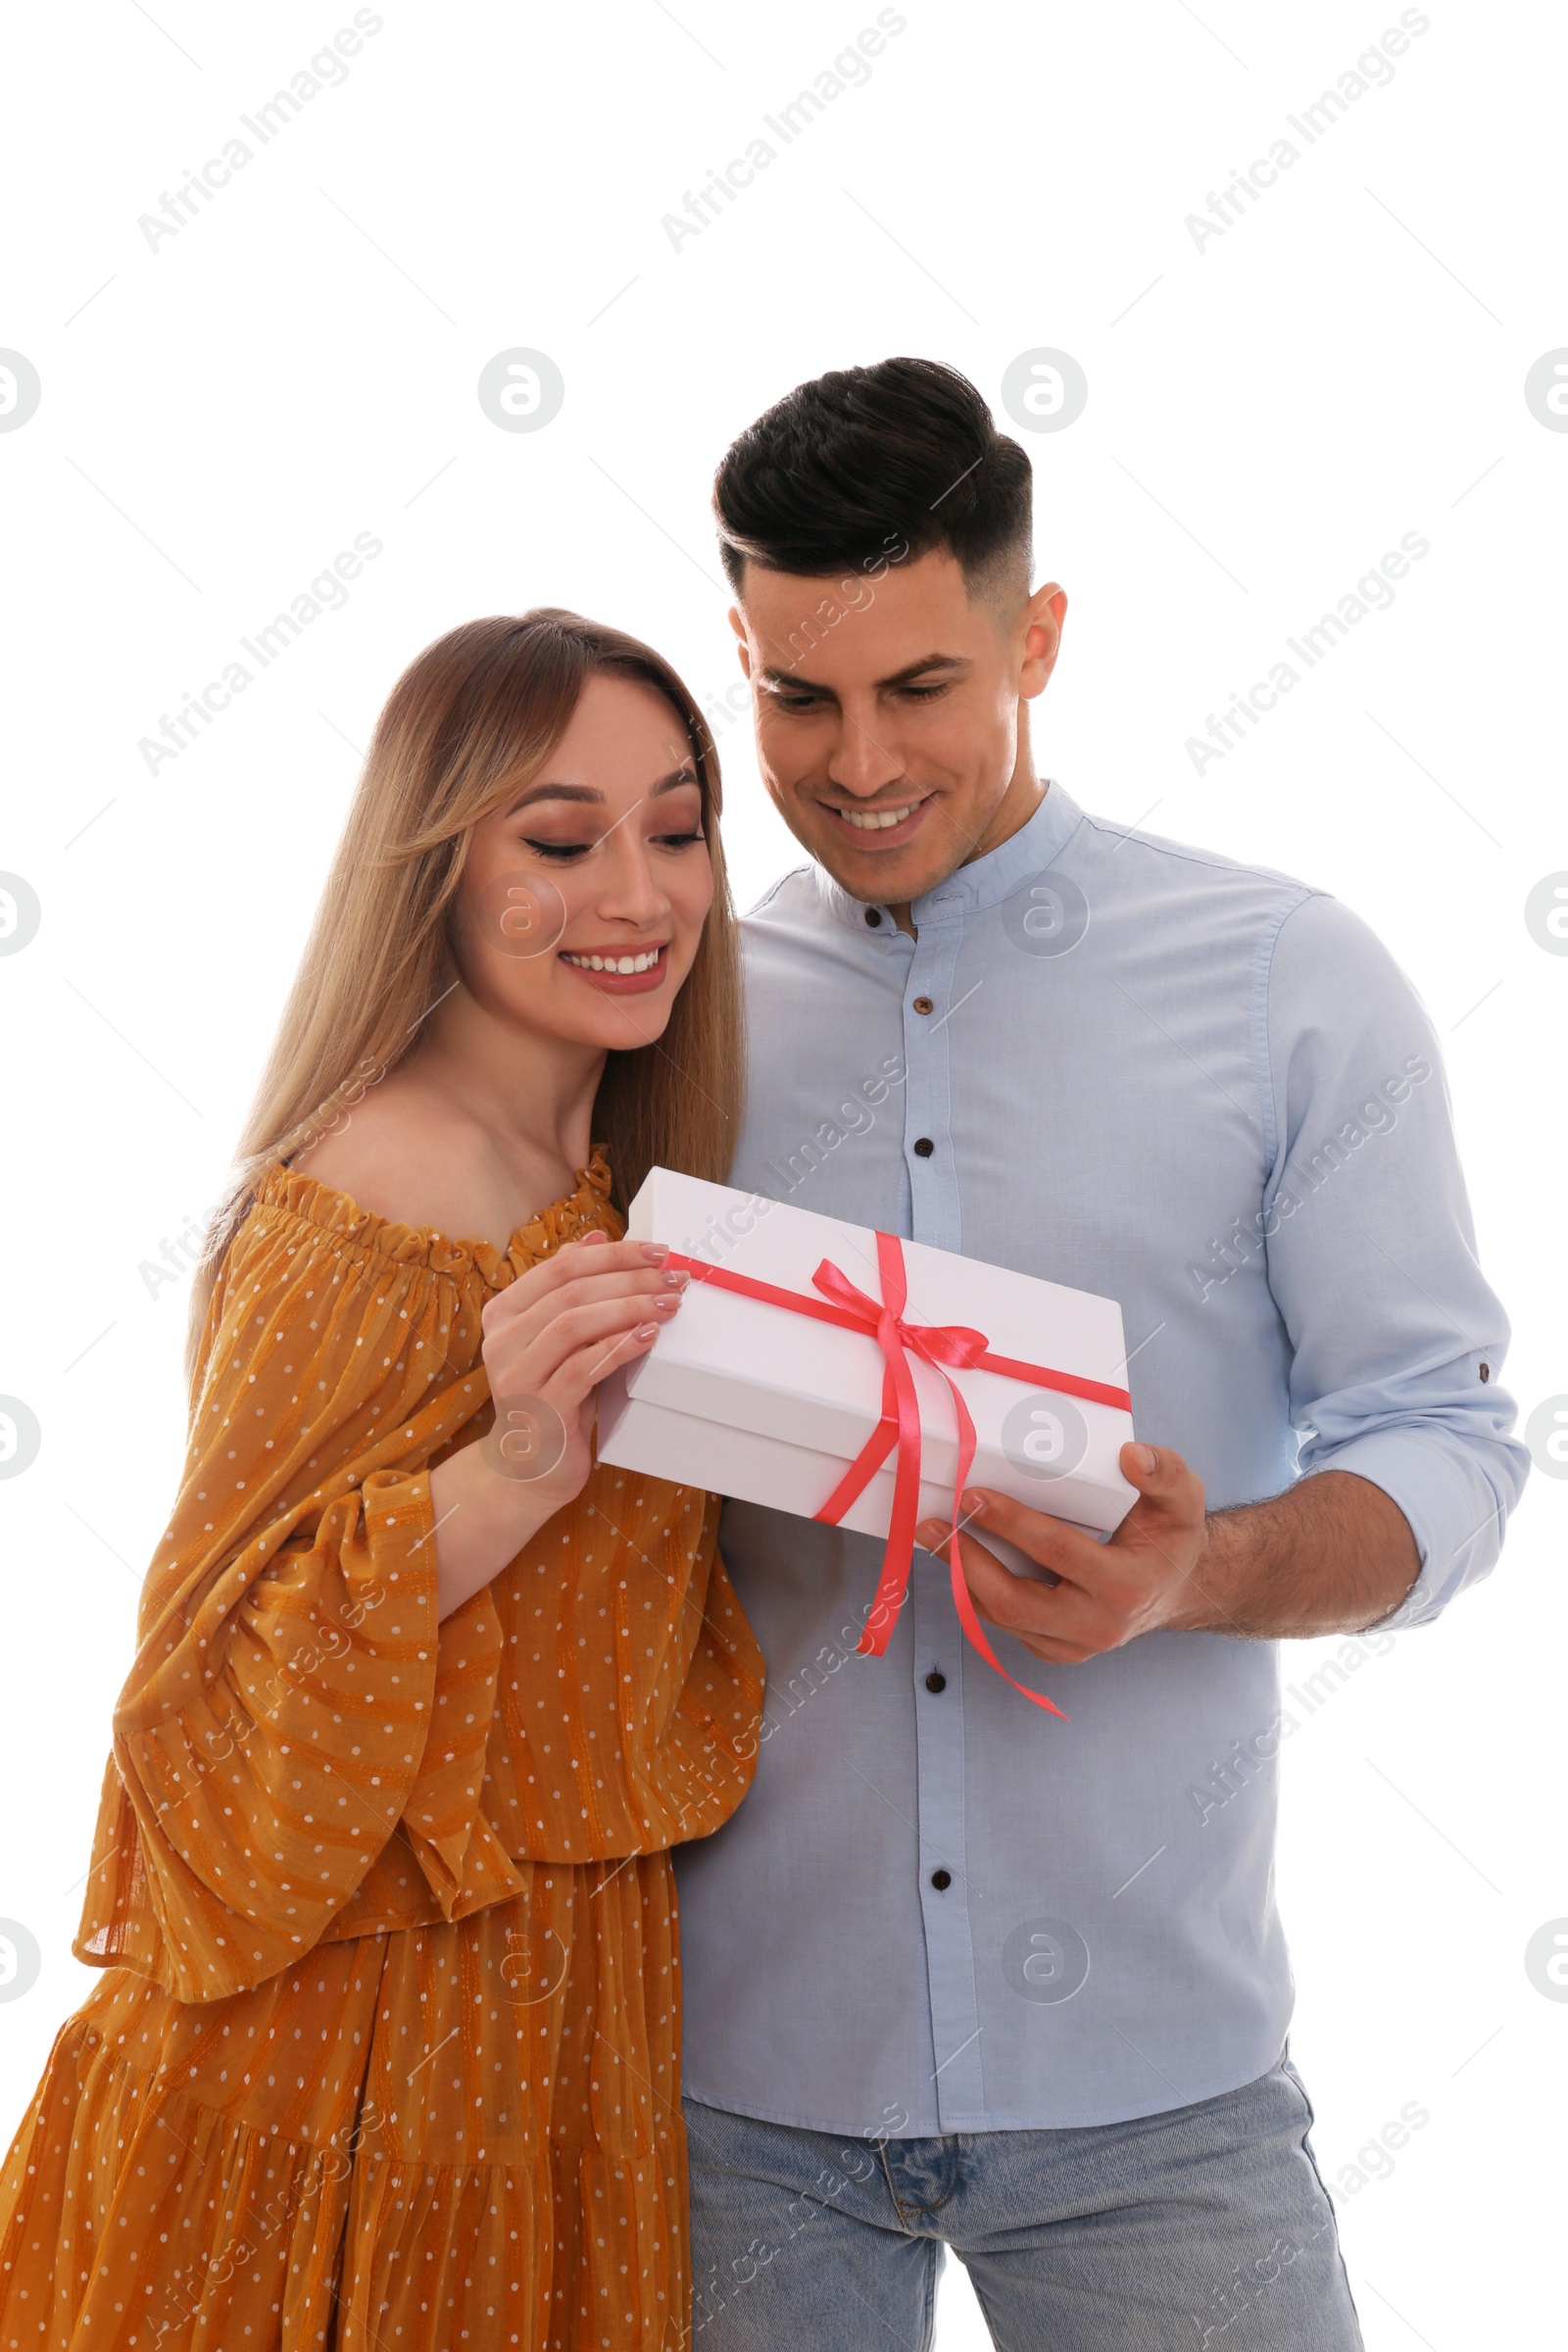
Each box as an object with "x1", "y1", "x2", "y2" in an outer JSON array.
[{"x1": 251, "y1": 1147, "x2": 618, "y2": 1291}]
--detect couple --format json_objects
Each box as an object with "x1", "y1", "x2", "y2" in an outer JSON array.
[{"x1": 0, "y1": 359, "x2": 1525, "y2": 2350}]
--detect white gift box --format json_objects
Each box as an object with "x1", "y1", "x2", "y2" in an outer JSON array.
[{"x1": 597, "y1": 1170, "x2": 1139, "y2": 1575}]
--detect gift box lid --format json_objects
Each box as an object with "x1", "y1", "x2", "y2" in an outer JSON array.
[{"x1": 617, "y1": 1168, "x2": 1134, "y2": 1492}]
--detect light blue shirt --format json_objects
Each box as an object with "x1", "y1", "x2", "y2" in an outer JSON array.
[{"x1": 672, "y1": 781, "x2": 1528, "y2": 2134}]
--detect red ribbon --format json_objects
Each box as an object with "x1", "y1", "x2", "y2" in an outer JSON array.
[{"x1": 663, "y1": 1234, "x2": 1133, "y2": 1716}]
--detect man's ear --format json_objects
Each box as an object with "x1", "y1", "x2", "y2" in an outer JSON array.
[
  {"x1": 728, "y1": 604, "x2": 753, "y2": 677},
  {"x1": 1019, "y1": 582, "x2": 1068, "y2": 702}
]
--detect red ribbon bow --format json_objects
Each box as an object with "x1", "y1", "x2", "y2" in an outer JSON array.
[{"x1": 663, "y1": 1233, "x2": 1133, "y2": 1716}]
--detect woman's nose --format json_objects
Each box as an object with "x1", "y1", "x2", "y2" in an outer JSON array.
[{"x1": 596, "y1": 835, "x2": 668, "y2": 926}]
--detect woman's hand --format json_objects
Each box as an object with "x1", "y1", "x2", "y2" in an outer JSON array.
[
  {"x1": 477, "y1": 1230, "x2": 685, "y2": 1512},
  {"x1": 429, "y1": 1231, "x2": 684, "y2": 1617}
]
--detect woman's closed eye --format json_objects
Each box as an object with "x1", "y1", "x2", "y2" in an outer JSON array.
[
  {"x1": 522, "y1": 835, "x2": 594, "y2": 862},
  {"x1": 521, "y1": 825, "x2": 706, "y2": 862}
]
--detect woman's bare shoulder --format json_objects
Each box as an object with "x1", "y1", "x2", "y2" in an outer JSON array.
[{"x1": 287, "y1": 1080, "x2": 505, "y2": 1246}]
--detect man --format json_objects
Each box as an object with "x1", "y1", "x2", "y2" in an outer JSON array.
[{"x1": 671, "y1": 357, "x2": 1527, "y2": 2349}]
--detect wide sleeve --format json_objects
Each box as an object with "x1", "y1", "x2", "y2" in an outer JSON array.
[
  {"x1": 74, "y1": 1189, "x2": 526, "y2": 2000},
  {"x1": 1259, "y1": 891, "x2": 1531, "y2": 1626}
]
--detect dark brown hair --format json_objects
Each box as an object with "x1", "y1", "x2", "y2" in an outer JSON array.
[{"x1": 713, "y1": 356, "x2": 1033, "y2": 600}]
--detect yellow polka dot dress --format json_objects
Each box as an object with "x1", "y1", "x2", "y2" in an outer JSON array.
[{"x1": 0, "y1": 1153, "x2": 765, "y2": 2351}]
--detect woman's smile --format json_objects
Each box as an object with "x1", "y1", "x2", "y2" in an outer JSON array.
[{"x1": 558, "y1": 940, "x2": 670, "y2": 992}]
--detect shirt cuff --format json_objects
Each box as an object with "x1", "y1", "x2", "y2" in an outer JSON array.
[{"x1": 1303, "y1": 1427, "x2": 1508, "y2": 1631}]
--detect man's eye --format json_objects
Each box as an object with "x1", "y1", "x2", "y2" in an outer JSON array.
[{"x1": 900, "y1": 683, "x2": 950, "y2": 702}]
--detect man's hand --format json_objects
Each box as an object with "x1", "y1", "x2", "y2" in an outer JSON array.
[
  {"x1": 914, "y1": 1443, "x2": 1210, "y2": 1664},
  {"x1": 913, "y1": 1446, "x2": 1423, "y2": 1658}
]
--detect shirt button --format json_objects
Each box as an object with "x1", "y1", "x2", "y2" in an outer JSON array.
[
  {"x1": 912, "y1": 1137, "x2": 935, "y2": 1158},
  {"x1": 912, "y1": 996, "x2": 934, "y2": 1015},
  {"x1": 864, "y1": 906, "x2": 882, "y2": 927},
  {"x1": 925, "y1": 1670, "x2": 947, "y2": 1692},
  {"x1": 930, "y1": 1868, "x2": 953, "y2": 1891}
]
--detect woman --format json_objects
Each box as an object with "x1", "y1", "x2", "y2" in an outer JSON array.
[{"x1": 0, "y1": 612, "x2": 765, "y2": 2350}]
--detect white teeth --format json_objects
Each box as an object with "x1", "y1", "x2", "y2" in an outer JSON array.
[
  {"x1": 564, "y1": 948, "x2": 662, "y2": 973},
  {"x1": 840, "y1": 804, "x2": 915, "y2": 831}
]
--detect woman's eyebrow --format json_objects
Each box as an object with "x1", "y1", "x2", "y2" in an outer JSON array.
[
  {"x1": 509, "y1": 781, "x2": 603, "y2": 809},
  {"x1": 507, "y1": 764, "x2": 698, "y2": 815}
]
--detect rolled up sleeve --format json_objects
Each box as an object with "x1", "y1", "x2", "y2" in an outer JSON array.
[{"x1": 1259, "y1": 891, "x2": 1529, "y2": 1628}]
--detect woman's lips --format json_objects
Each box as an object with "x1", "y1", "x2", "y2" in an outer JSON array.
[{"x1": 559, "y1": 943, "x2": 670, "y2": 995}]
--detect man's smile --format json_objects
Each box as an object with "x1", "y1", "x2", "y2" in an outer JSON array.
[{"x1": 817, "y1": 794, "x2": 937, "y2": 847}]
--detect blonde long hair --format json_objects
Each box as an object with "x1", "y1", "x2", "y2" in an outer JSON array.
[{"x1": 184, "y1": 609, "x2": 744, "y2": 1390}]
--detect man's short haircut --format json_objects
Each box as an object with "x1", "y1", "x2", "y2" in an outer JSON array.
[{"x1": 713, "y1": 357, "x2": 1033, "y2": 609}]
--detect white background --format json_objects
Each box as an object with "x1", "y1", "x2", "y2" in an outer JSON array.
[{"x1": 2, "y1": 3, "x2": 1565, "y2": 2345}]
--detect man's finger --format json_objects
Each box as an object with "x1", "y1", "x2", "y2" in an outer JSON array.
[
  {"x1": 1117, "y1": 1441, "x2": 1206, "y2": 1523},
  {"x1": 915, "y1": 1489, "x2": 1106, "y2": 1586},
  {"x1": 921, "y1": 1527, "x2": 1102, "y2": 1662}
]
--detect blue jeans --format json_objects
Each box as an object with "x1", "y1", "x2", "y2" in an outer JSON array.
[{"x1": 683, "y1": 2057, "x2": 1362, "y2": 2350}]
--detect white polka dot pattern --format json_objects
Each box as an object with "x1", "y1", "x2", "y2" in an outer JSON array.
[{"x1": 0, "y1": 1152, "x2": 765, "y2": 2350}]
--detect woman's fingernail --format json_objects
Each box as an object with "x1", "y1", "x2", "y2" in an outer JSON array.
[
  {"x1": 640, "y1": 1242, "x2": 670, "y2": 1262},
  {"x1": 960, "y1": 1491, "x2": 987, "y2": 1517},
  {"x1": 634, "y1": 1321, "x2": 659, "y2": 1341},
  {"x1": 665, "y1": 1267, "x2": 691, "y2": 1290},
  {"x1": 655, "y1": 1293, "x2": 682, "y2": 1313},
  {"x1": 580, "y1": 1230, "x2": 610, "y2": 1247}
]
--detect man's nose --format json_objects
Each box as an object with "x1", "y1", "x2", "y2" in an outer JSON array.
[{"x1": 825, "y1": 710, "x2": 904, "y2": 799}]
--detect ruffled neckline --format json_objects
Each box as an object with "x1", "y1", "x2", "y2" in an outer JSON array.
[{"x1": 252, "y1": 1147, "x2": 619, "y2": 1292}]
